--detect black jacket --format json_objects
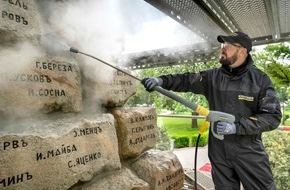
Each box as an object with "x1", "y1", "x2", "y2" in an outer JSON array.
[{"x1": 159, "y1": 55, "x2": 282, "y2": 135}]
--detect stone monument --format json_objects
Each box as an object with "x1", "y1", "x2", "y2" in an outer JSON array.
[{"x1": 0, "y1": 1, "x2": 184, "y2": 189}]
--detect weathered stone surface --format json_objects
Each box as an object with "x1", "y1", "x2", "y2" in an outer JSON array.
[
  {"x1": 0, "y1": 0, "x2": 41, "y2": 44},
  {"x1": 130, "y1": 150, "x2": 184, "y2": 190},
  {"x1": 84, "y1": 69, "x2": 137, "y2": 108},
  {"x1": 0, "y1": 50, "x2": 82, "y2": 118},
  {"x1": 74, "y1": 167, "x2": 150, "y2": 190},
  {"x1": 0, "y1": 113, "x2": 121, "y2": 190},
  {"x1": 112, "y1": 107, "x2": 159, "y2": 160}
]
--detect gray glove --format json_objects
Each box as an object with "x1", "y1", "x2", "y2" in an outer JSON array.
[
  {"x1": 216, "y1": 121, "x2": 236, "y2": 135},
  {"x1": 141, "y1": 77, "x2": 163, "y2": 92}
]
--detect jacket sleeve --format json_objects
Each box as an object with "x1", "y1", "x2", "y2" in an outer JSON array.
[
  {"x1": 158, "y1": 72, "x2": 207, "y2": 95},
  {"x1": 237, "y1": 76, "x2": 282, "y2": 135}
]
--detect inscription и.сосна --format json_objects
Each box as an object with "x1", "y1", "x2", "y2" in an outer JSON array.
[{"x1": 28, "y1": 88, "x2": 66, "y2": 97}]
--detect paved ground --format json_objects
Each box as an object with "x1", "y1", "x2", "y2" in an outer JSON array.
[
  {"x1": 173, "y1": 145, "x2": 215, "y2": 189},
  {"x1": 173, "y1": 145, "x2": 210, "y2": 171}
]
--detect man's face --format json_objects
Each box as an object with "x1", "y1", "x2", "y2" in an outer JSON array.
[{"x1": 219, "y1": 42, "x2": 242, "y2": 66}]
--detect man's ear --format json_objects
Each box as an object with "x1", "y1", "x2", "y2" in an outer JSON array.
[{"x1": 240, "y1": 48, "x2": 247, "y2": 57}]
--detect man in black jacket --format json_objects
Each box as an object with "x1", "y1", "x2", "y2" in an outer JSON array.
[{"x1": 141, "y1": 32, "x2": 282, "y2": 190}]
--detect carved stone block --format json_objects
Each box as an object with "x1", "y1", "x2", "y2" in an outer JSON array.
[
  {"x1": 0, "y1": 114, "x2": 121, "y2": 190},
  {"x1": 0, "y1": 0, "x2": 41, "y2": 44},
  {"x1": 112, "y1": 107, "x2": 158, "y2": 160},
  {"x1": 0, "y1": 50, "x2": 82, "y2": 118},
  {"x1": 130, "y1": 150, "x2": 185, "y2": 190}
]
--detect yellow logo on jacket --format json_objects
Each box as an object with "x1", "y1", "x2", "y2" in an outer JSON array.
[{"x1": 238, "y1": 95, "x2": 254, "y2": 102}]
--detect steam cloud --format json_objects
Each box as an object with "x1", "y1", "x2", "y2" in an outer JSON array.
[
  {"x1": 0, "y1": 0, "x2": 209, "y2": 126},
  {"x1": 38, "y1": 0, "x2": 202, "y2": 74}
]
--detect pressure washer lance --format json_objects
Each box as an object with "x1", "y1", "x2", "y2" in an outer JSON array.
[{"x1": 69, "y1": 47, "x2": 235, "y2": 189}]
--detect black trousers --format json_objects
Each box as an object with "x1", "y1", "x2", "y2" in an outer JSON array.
[{"x1": 208, "y1": 133, "x2": 276, "y2": 190}]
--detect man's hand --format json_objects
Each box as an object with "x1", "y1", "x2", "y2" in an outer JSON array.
[
  {"x1": 141, "y1": 78, "x2": 163, "y2": 92},
  {"x1": 216, "y1": 121, "x2": 236, "y2": 135}
]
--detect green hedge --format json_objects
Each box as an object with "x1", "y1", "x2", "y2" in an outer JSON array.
[
  {"x1": 171, "y1": 133, "x2": 209, "y2": 148},
  {"x1": 263, "y1": 130, "x2": 290, "y2": 190},
  {"x1": 171, "y1": 136, "x2": 189, "y2": 148}
]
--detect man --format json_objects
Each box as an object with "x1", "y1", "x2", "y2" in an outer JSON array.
[{"x1": 141, "y1": 32, "x2": 282, "y2": 190}]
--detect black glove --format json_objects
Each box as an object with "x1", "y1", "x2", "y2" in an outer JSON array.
[{"x1": 141, "y1": 77, "x2": 163, "y2": 92}]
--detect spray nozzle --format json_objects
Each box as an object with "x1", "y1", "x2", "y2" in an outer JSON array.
[{"x1": 69, "y1": 47, "x2": 79, "y2": 53}]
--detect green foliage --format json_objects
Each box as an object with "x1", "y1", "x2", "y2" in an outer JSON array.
[
  {"x1": 282, "y1": 115, "x2": 289, "y2": 126},
  {"x1": 263, "y1": 130, "x2": 290, "y2": 189},
  {"x1": 193, "y1": 133, "x2": 209, "y2": 147},
  {"x1": 252, "y1": 43, "x2": 290, "y2": 123},
  {"x1": 157, "y1": 116, "x2": 209, "y2": 148},
  {"x1": 170, "y1": 133, "x2": 209, "y2": 148},
  {"x1": 264, "y1": 62, "x2": 290, "y2": 86},
  {"x1": 171, "y1": 136, "x2": 189, "y2": 148},
  {"x1": 264, "y1": 43, "x2": 290, "y2": 60},
  {"x1": 285, "y1": 116, "x2": 290, "y2": 126},
  {"x1": 253, "y1": 43, "x2": 290, "y2": 87},
  {"x1": 158, "y1": 116, "x2": 203, "y2": 136}
]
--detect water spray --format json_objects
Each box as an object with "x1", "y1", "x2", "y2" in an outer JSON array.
[{"x1": 69, "y1": 47, "x2": 235, "y2": 189}]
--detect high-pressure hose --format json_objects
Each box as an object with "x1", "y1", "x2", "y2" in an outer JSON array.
[
  {"x1": 69, "y1": 47, "x2": 235, "y2": 190},
  {"x1": 69, "y1": 47, "x2": 141, "y2": 81}
]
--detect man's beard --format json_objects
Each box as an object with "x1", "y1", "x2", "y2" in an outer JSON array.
[{"x1": 219, "y1": 52, "x2": 238, "y2": 66}]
